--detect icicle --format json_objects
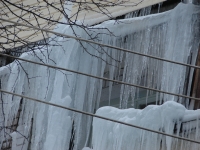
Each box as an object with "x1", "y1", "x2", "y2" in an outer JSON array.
[
  {"x1": 158, "y1": 3, "x2": 163, "y2": 13},
  {"x1": 11, "y1": 132, "x2": 17, "y2": 150},
  {"x1": 145, "y1": 90, "x2": 149, "y2": 106}
]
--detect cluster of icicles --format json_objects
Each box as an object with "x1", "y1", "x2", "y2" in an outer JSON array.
[{"x1": 0, "y1": 3, "x2": 200, "y2": 150}]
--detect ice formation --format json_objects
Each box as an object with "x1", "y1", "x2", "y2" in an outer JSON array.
[
  {"x1": 92, "y1": 101, "x2": 200, "y2": 150},
  {"x1": 0, "y1": 2, "x2": 199, "y2": 150}
]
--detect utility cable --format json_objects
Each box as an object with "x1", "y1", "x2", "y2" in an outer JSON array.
[
  {"x1": 0, "y1": 18, "x2": 200, "y2": 70},
  {"x1": 1, "y1": 53, "x2": 200, "y2": 102},
  {"x1": 0, "y1": 88, "x2": 200, "y2": 144}
]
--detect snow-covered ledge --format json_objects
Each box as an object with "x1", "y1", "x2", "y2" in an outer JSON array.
[{"x1": 85, "y1": 101, "x2": 200, "y2": 150}]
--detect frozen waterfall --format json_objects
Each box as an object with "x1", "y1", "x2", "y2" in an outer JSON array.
[{"x1": 0, "y1": 2, "x2": 200, "y2": 150}]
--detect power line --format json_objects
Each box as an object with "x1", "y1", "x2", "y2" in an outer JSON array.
[
  {"x1": 1, "y1": 53, "x2": 200, "y2": 102},
  {"x1": 0, "y1": 88, "x2": 200, "y2": 144},
  {"x1": 0, "y1": 18, "x2": 200, "y2": 70}
]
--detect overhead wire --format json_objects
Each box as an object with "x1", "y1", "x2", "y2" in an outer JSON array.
[
  {"x1": 1, "y1": 53, "x2": 200, "y2": 101},
  {"x1": 1, "y1": 88, "x2": 200, "y2": 144},
  {"x1": 0, "y1": 18, "x2": 200, "y2": 70}
]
